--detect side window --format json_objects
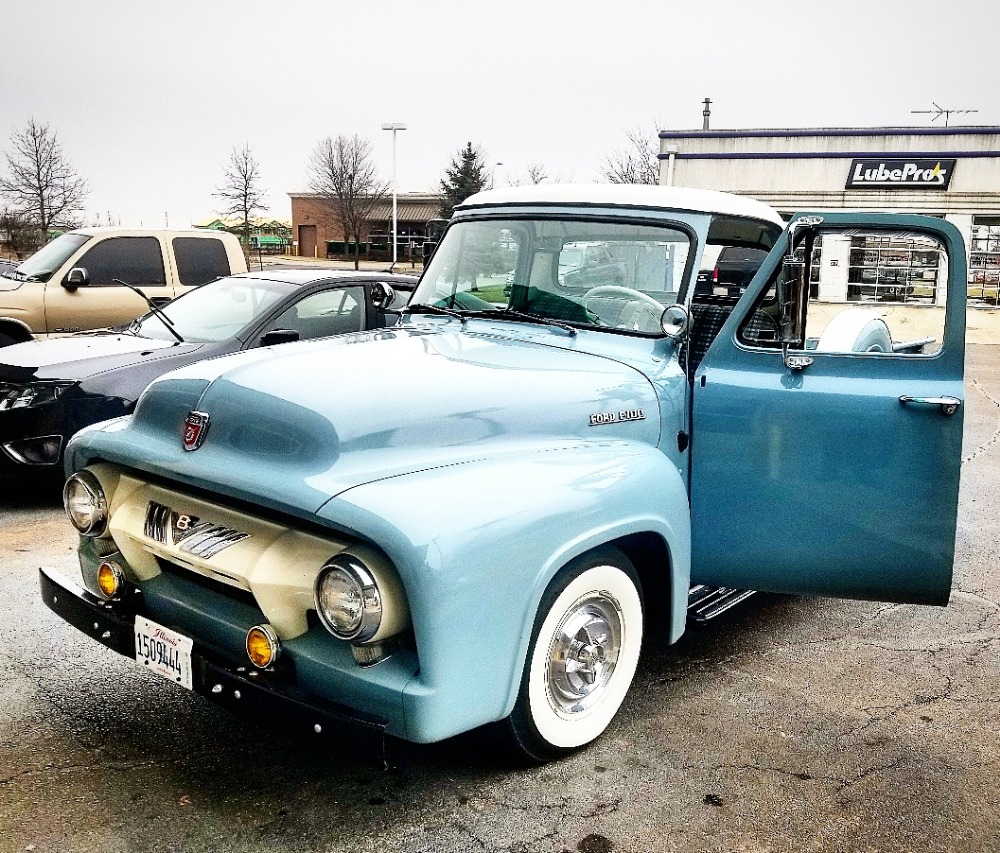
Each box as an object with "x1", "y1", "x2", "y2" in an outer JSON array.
[
  {"x1": 264, "y1": 286, "x2": 365, "y2": 341},
  {"x1": 75, "y1": 237, "x2": 165, "y2": 286},
  {"x1": 738, "y1": 228, "x2": 947, "y2": 356},
  {"x1": 172, "y1": 237, "x2": 232, "y2": 286}
]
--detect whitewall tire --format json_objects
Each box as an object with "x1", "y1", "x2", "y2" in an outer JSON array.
[{"x1": 504, "y1": 548, "x2": 643, "y2": 762}]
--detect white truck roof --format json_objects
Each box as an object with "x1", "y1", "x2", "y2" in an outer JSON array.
[{"x1": 459, "y1": 184, "x2": 784, "y2": 227}]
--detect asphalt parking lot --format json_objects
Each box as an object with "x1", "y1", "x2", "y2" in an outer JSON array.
[{"x1": 0, "y1": 345, "x2": 997, "y2": 853}]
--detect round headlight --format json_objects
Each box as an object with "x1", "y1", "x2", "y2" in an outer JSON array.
[
  {"x1": 63, "y1": 470, "x2": 108, "y2": 537},
  {"x1": 314, "y1": 555, "x2": 382, "y2": 642}
]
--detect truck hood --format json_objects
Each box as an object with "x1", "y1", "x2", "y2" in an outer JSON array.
[
  {"x1": 76, "y1": 324, "x2": 662, "y2": 517},
  {"x1": 0, "y1": 333, "x2": 207, "y2": 383}
]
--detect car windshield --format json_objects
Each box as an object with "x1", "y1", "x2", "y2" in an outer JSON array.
[
  {"x1": 411, "y1": 218, "x2": 691, "y2": 334},
  {"x1": 10, "y1": 233, "x2": 91, "y2": 281},
  {"x1": 135, "y1": 276, "x2": 296, "y2": 342}
]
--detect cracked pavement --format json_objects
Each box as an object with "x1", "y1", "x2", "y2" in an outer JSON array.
[{"x1": 0, "y1": 345, "x2": 997, "y2": 853}]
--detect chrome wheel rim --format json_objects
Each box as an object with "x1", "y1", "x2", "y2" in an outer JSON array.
[{"x1": 546, "y1": 592, "x2": 623, "y2": 716}]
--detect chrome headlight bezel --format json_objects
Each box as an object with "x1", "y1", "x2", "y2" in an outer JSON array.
[
  {"x1": 314, "y1": 555, "x2": 383, "y2": 642},
  {"x1": 63, "y1": 470, "x2": 109, "y2": 537}
]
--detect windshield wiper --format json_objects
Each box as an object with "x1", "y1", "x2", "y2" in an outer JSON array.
[
  {"x1": 472, "y1": 307, "x2": 578, "y2": 336},
  {"x1": 406, "y1": 303, "x2": 467, "y2": 323},
  {"x1": 113, "y1": 278, "x2": 184, "y2": 342}
]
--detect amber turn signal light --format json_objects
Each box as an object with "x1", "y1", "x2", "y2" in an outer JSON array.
[
  {"x1": 96, "y1": 560, "x2": 125, "y2": 599},
  {"x1": 246, "y1": 624, "x2": 281, "y2": 669}
]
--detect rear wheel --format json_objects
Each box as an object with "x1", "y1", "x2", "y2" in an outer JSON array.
[{"x1": 503, "y1": 548, "x2": 643, "y2": 763}]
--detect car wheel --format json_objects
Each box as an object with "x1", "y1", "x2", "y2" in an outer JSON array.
[
  {"x1": 503, "y1": 548, "x2": 643, "y2": 763},
  {"x1": 0, "y1": 330, "x2": 18, "y2": 347}
]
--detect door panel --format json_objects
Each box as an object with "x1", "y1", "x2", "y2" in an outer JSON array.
[{"x1": 689, "y1": 214, "x2": 966, "y2": 605}]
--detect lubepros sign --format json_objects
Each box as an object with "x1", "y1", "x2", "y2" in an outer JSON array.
[{"x1": 846, "y1": 159, "x2": 956, "y2": 190}]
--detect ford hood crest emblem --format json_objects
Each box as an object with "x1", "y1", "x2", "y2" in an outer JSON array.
[{"x1": 182, "y1": 411, "x2": 210, "y2": 451}]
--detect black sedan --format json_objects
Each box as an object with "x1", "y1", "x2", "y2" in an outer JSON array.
[{"x1": 0, "y1": 269, "x2": 415, "y2": 470}]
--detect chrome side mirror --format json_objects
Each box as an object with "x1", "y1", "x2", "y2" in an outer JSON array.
[
  {"x1": 660, "y1": 304, "x2": 690, "y2": 341},
  {"x1": 63, "y1": 267, "x2": 89, "y2": 290},
  {"x1": 371, "y1": 282, "x2": 396, "y2": 310}
]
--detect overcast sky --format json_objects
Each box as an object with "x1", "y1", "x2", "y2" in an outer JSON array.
[{"x1": 2, "y1": 0, "x2": 997, "y2": 227}]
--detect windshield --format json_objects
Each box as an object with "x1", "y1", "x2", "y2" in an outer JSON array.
[
  {"x1": 135, "y1": 275, "x2": 296, "y2": 342},
  {"x1": 10, "y1": 233, "x2": 91, "y2": 281},
  {"x1": 411, "y1": 218, "x2": 691, "y2": 334}
]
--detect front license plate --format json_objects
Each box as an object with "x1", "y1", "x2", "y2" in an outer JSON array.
[{"x1": 134, "y1": 615, "x2": 193, "y2": 690}]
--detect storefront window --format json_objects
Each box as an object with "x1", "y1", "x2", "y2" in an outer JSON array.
[
  {"x1": 846, "y1": 235, "x2": 941, "y2": 305},
  {"x1": 969, "y1": 218, "x2": 1000, "y2": 307}
]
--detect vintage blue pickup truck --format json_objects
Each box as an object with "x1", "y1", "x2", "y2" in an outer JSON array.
[{"x1": 44, "y1": 185, "x2": 966, "y2": 762}]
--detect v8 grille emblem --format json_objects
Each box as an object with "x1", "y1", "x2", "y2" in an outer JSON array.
[{"x1": 144, "y1": 501, "x2": 250, "y2": 558}]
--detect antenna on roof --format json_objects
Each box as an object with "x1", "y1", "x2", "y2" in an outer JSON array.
[
  {"x1": 910, "y1": 102, "x2": 978, "y2": 128},
  {"x1": 702, "y1": 98, "x2": 712, "y2": 131}
]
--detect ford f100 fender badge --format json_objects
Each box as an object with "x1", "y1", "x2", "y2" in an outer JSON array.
[
  {"x1": 589, "y1": 409, "x2": 645, "y2": 426},
  {"x1": 183, "y1": 411, "x2": 210, "y2": 451}
]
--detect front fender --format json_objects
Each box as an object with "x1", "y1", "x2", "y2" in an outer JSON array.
[{"x1": 319, "y1": 439, "x2": 691, "y2": 743}]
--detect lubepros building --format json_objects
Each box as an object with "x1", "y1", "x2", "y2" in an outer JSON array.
[{"x1": 659, "y1": 127, "x2": 1000, "y2": 307}]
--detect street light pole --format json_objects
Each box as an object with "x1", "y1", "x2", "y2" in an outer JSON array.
[{"x1": 381, "y1": 122, "x2": 407, "y2": 268}]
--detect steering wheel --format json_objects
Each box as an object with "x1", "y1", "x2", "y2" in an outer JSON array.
[{"x1": 582, "y1": 285, "x2": 664, "y2": 329}]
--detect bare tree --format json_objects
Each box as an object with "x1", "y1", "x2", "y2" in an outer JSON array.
[
  {"x1": 214, "y1": 143, "x2": 267, "y2": 257},
  {"x1": 307, "y1": 135, "x2": 388, "y2": 269},
  {"x1": 508, "y1": 163, "x2": 571, "y2": 187},
  {"x1": 600, "y1": 124, "x2": 661, "y2": 185},
  {"x1": 525, "y1": 163, "x2": 549, "y2": 185},
  {"x1": 0, "y1": 119, "x2": 88, "y2": 239}
]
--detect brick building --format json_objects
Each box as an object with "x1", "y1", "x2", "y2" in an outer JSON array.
[{"x1": 289, "y1": 192, "x2": 442, "y2": 262}]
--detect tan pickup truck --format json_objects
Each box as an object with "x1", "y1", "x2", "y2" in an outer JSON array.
[{"x1": 0, "y1": 227, "x2": 248, "y2": 346}]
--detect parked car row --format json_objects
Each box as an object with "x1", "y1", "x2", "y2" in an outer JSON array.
[
  {"x1": 0, "y1": 227, "x2": 251, "y2": 346},
  {"x1": 0, "y1": 268, "x2": 415, "y2": 469}
]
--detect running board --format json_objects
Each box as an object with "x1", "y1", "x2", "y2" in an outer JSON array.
[{"x1": 687, "y1": 585, "x2": 756, "y2": 622}]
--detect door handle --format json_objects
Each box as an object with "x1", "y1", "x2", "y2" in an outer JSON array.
[{"x1": 899, "y1": 395, "x2": 961, "y2": 416}]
